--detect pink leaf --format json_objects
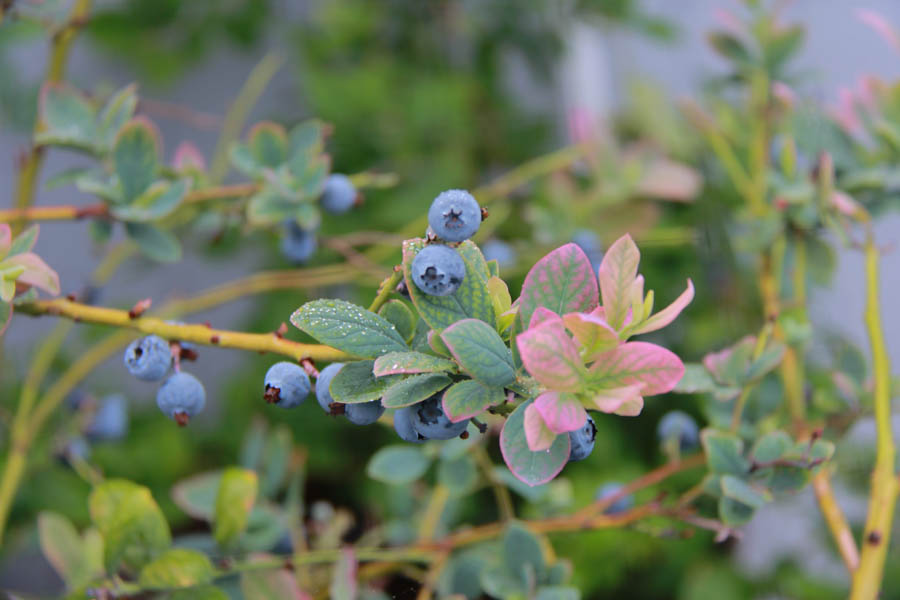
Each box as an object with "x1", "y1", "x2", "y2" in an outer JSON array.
[
  {"x1": 534, "y1": 391, "x2": 587, "y2": 434},
  {"x1": 0, "y1": 224, "x2": 10, "y2": 257},
  {"x1": 518, "y1": 243, "x2": 599, "y2": 328},
  {"x1": 597, "y1": 234, "x2": 640, "y2": 329},
  {"x1": 172, "y1": 141, "x2": 207, "y2": 171},
  {"x1": 831, "y1": 191, "x2": 862, "y2": 217},
  {"x1": 524, "y1": 403, "x2": 557, "y2": 451},
  {"x1": 517, "y1": 319, "x2": 583, "y2": 392},
  {"x1": 4, "y1": 252, "x2": 60, "y2": 296},
  {"x1": 589, "y1": 341, "x2": 685, "y2": 396},
  {"x1": 630, "y1": 279, "x2": 695, "y2": 336},
  {"x1": 562, "y1": 311, "x2": 618, "y2": 358},
  {"x1": 772, "y1": 81, "x2": 797, "y2": 108},
  {"x1": 858, "y1": 9, "x2": 900, "y2": 53},
  {"x1": 590, "y1": 385, "x2": 645, "y2": 416},
  {"x1": 529, "y1": 306, "x2": 562, "y2": 328}
]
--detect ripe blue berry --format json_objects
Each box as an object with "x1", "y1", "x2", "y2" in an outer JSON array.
[
  {"x1": 59, "y1": 436, "x2": 91, "y2": 466},
  {"x1": 157, "y1": 372, "x2": 206, "y2": 425},
  {"x1": 482, "y1": 239, "x2": 516, "y2": 269},
  {"x1": 316, "y1": 362, "x2": 344, "y2": 414},
  {"x1": 124, "y1": 335, "x2": 172, "y2": 381},
  {"x1": 85, "y1": 394, "x2": 129, "y2": 441},
  {"x1": 411, "y1": 396, "x2": 469, "y2": 440},
  {"x1": 264, "y1": 362, "x2": 311, "y2": 408},
  {"x1": 427, "y1": 189, "x2": 481, "y2": 242},
  {"x1": 657, "y1": 410, "x2": 699, "y2": 451},
  {"x1": 346, "y1": 400, "x2": 386, "y2": 425},
  {"x1": 394, "y1": 406, "x2": 427, "y2": 443},
  {"x1": 319, "y1": 173, "x2": 357, "y2": 214},
  {"x1": 595, "y1": 482, "x2": 634, "y2": 514},
  {"x1": 281, "y1": 220, "x2": 317, "y2": 264},
  {"x1": 411, "y1": 244, "x2": 465, "y2": 297},
  {"x1": 568, "y1": 416, "x2": 596, "y2": 462}
]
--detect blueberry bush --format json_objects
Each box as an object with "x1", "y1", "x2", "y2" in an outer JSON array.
[{"x1": 0, "y1": 1, "x2": 898, "y2": 599}]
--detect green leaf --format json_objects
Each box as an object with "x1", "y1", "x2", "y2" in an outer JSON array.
[
  {"x1": 171, "y1": 470, "x2": 222, "y2": 521},
  {"x1": 98, "y1": 84, "x2": 138, "y2": 149},
  {"x1": 125, "y1": 222, "x2": 182, "y2": 262},
  {"x1": 37, "y1": 83, "x2": 97, "y2": 150},
  {"x1": 242, "y1": 504, "x2": 286, "y2": 552},
  {"x1": 260, "y1": 425, "x2": 292, "y2": 498},
  {"x1": 246, "y1": 187, "x2": 299, "y2": 225},
  {"x1": 112, "y1": 179, "x2": 187, "y2": 222},
  {"x1": 45, "y1": 167, "x2": 93, "y2": 191},
  {"x1": 38, "y1": 511, "x2": 100, "y2": 590},
  {"x1": 373, "y1": 351, "x2": 457, "y2": 376},
  {"x1": 381, "y1": 373, "x2": 451, "y2": 408},
  {"x1": 751, "y1": 431, "x2": 792, "y2": 463},
  {"x1": 701, "y1": 430, "x2": 749, "y2": 476},
  {"x1": 288, "y1": 119, "x2": 326, "y2": 159},
  {"x1": 402, "y1": 238, "x2": 495, "y2": 332},
  {"x1": 114, "y1": 118, "x2": 160, "y2": 201},
  {"x1": 673, "y1": 363, "x2": 717, "y2": 394},
  {"x1": 291, "y1": 299, "x2": 408, "y2": 358},
  {"x1": 138, "y1": 548, "x2": 215, "y2": 589},
  {"x1": 438, "y1": 455, "x2": 478, "y2": 497},
  {"x1": 441, "y1": 379, "x2": 505, "y2": 422},
  {"x1": 455, "y1": 238, "x2": 491, "y2": 282},
  {"x1": 745, "y1": 342, "x2": 786, "y2": 381},
  {"x1": 170, "y1": 585, "x2": 229, "y2": 600},
  {"x1": 366, "y1": 445, "x2": 430, "y2": 485},
  {"x1": 77, "y1": 174, "x2": 123, "y2": 204},
  {"x1": 708, "y1": 32, "x2": 752, "y2": 64},
  {"x1": 378, "y1": 299, "x2": 417, "y2": 343},
  {"x1": 718, "y1": 496, "x2": 756, "y2": 526},
  {"x1": 247, "y1": 122, "x2": 288, "y2": 168},
  {"x1": 535, "y1": 586, "x2": 581, "y2": 600},
  {"x1": 240, "y1": 568, "x2": 305, "y2": 599},
  {"x1": 441, "y1": 318, "x2": 515, "y2": 387},
  {"x1": 720, "y1": 475, "x2": 770, "y2": 509},
  {"x1": 503, "y1": 522, "x2": 545, "y2": 584},
  {"x1": 0, "y1": 301, "x2": 11, "y2": 336},
  {"x1": 500, "y1": 399, "x2": 570, "y2": 487},
  {"x1": 8, "y1": 225, "x2": 38, "y2": 256},
  {"x1": 88, "y1": 479, "x2": 171, "y2": 572},
  {"x1": 230, "y1": 144, "x2": 260, "y2": 177},
  {"x1": 214, "y1": 467, "x2": 258, "y2": 548},
  {"x1": 329, "y1": 360, "x2": 398, "y2": 404},
  {"x1": 291, "y1": 153, "x2": 330, "y2": 198}
]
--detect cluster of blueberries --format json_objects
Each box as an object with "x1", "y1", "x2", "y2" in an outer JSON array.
[
  {"x1": 123, "y1": 334, "x2": 206, "y2": 426},
  {"x1": 281, "y1": 173, "x2": 358, "y2": 264}
]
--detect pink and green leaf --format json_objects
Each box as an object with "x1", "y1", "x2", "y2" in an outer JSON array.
[
  {"x1": 502, "y1": 400, "x2": 570, "y2": 485},
  {"x1": 0, "y1": 224, "x2": 10, "y2": 258},
  {"x1": 533, "y1": 391, "x2": 587, "y2": 434},
  {"x1": 518, "y1": 243, "x2": 599, "y2": 328},
  {"x1": 517, "y1": 319, "x2": 583, "y2": 392},
  {"x1": 589, "y1": 384, "x2": 645, "y2": 416},
  {"x1": 523, "y1": 403, "x2": 558, "y2": 451},
  {"x1": 588, "y1": 341, "x2": 684, "y2": 396},
  {"x1": 628, "y1": 279, "x2": 695, "y2": 336},
  {"x1": 597, "y1": 234, "x2": 640, "y2": 330},
  {"x1": 528, "y1": 306, "x2": 561, "y2": 328},
  {"x1": 4, "y1": 253, "x2": 61, "y2": 296},
  {"x1": 442, "y1": 380, "x2": 505, "y2": 423},
  {"x1": 562, "y1": 312, "x2": 618, "y2": 358}
]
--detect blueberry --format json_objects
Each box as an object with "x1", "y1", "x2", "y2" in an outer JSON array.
[
  {"x1": 156, "y1": 372, "x2": 206, "y2": 425},
  {"x1": 124, "y1": 335, "x2": 172, "y2": 381},
  {"x1": 411, "y1": 396, "x2": 469, "y2": 440},
  {"x1": 394, "y1": 406, "x2": 427, "y2": 443},
  {"x1": 319, "y1": 173, "x2": 357, "y2": 214},
  {"x1": 410, "y1": 244, "x2": 466, "y2": 297},
  {"x1": 568, "y1": 415, "x2": 596, "y2": 462},
  {"x1": 346, "y1": 400, "x2": 386, "y2": 425},
  {"x1": 481, "y1": 239, "x2": 516, "y2": 269},
  {"x1": 59, "y1": 436, "x2": 91, "y2": 466},
  {"x1": 595, "y1": 482, "x2": 634, "y2": 514},
  {"x1": 316, "y1": 362, "x2": 344, "y2": 414},
  {"x1": 572, "y1": 230, "x2": 603, "y2": 273},
  {"x1": 427, "y1": 189, "x2": 481, "y2": 242},
  {"x1": 657, "y1": 410, "x2": 699, "y2": 451},
  {"x1": 264, "y1": 362, "x2": 311, "y2": 408},
  {"x1": 85, "y1": 394, "x2": 129, "y2": 441},
  {"x1": 281, "y1": 220, "x2": 317, "y2": 264},
  {"x1": 66, "y1": 389, "x2": 92, "y2": 411}
]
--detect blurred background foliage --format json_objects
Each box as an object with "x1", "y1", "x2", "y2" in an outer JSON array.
[{"x1": 1, "y1": 0, "x2": 894, "y2": 598}]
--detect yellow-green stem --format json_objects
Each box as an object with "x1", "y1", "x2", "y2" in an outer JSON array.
[{"x1": 850, "y1": 235, "x2": 896, "y2": 600}]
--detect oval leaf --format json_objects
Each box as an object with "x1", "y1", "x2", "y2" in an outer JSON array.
[
  {"x1": 292, "y1": 299, "x2": 408, "y2": 358},
  {"x1": 373, "y1": 351, "x2": 457, "y2": 376},
  {"x1": 441, "y1": 318, "x2": 515, "y2": 387},
  {"x1": 442, "y1": 380, "x2": 506, "y2": 423},
  {"x1": 588, "y1": 341, "x2": 684, "y2": 396},
  {"x1": 597, "y1": 234, "x2": 640, "y2": 330},
  {"x1": 381, "y1": 373, "x2": 451, "y2": 408},
  {"x1": 214, "y1": 467, "x2": 258, "y2": 548},
  {"x1": 518, "y1": 243, "x2": 599, "y2": 329},
  {"x1": 500, "y1": 400, "x2": 570, "y2": 487},
  {"x1": 114, "y1": 117, "x2": 160, "y2": 201},
  {"x1": 138, "y1": 548, "x2": 215, "y2": 589},
  {"x1": 330, "y1": 360, "x2": 397, "y2": 404},
  {"x1": 366, "y1": 445, "x2": 430, "y2": 485},
  {"x1": 516, "y1": 319, "x2": 583, "y2": 392}
]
